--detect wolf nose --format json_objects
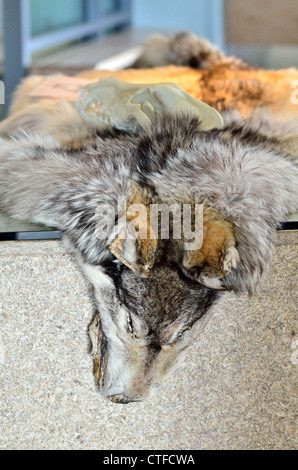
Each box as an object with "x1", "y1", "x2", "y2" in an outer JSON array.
[{"x1": 108, "y1": 394, "x2": 142, "y2": 404}]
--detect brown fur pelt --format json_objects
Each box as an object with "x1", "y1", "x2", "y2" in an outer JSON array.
[
  {"x1": 5, "y1": 48, "x2": 298, "y2": 130},
  {"x1": 80, "y1": 64, "x2": 298, "y2": 120}
]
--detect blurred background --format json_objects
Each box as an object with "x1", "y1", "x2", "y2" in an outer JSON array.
[{"x1": 0, "y1": 0, "x2": 297, "y2": 113}]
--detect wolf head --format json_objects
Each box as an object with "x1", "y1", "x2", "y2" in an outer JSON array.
[
  {"x1": 88, "y1": 249, "x2": 222, "y2": 404},
  {"x1": 84, "y1": 184, "x2": 240, "y2": 403}
]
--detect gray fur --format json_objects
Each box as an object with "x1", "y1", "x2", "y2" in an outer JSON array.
[{"x1": 1, "y1": 113, "x2": 297, "y2": 289}]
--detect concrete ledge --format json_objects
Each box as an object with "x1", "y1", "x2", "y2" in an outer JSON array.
[{"x1": 0, "y1": 232, "x2": 297, "y2": 450}]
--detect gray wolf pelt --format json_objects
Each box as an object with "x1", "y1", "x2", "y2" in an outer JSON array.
[{"x1": 0, "y1": 32, "x2": 297, "y2": 403}]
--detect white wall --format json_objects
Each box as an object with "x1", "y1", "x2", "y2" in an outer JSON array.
[{"x1": 131, "y1": 0, "x2": 225, "y2": 49}]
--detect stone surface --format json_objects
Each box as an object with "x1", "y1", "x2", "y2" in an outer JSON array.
[{"x1": 0, "y1": 234, "x2": 297, "y2": 450}]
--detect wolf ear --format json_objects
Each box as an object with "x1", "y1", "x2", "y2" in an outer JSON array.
[
  {"x1": 109, "y1": 185, "x2": 158, "y2": 277},
  {"x1": 182, "y1": 208, "x2": 240, "y2": 290}
]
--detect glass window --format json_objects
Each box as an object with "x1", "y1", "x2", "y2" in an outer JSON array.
[
  {"x1": 102, "y1": 0, "x2": 121, "y2": 14},
  {"x1": 30, "y1": 0, "x2": 85, "y2": 36}
]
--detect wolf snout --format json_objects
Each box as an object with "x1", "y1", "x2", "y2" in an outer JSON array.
[{"x1": 108, "y1": 394, "x2": 143, "y2": 404}]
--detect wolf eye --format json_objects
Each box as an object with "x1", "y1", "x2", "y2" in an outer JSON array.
[
  {"x1": 162, "y1": 332, "x2": 184, "y2": 349},
  {"x1": 177, "y1": 331, "x2": 186, "y2": 342},
  {"x1": 126, "y1": 311, "x2": 134, "y2": 334},
  {"x1": 125, "y1": 310, "x2": 140, "y2": 341}
]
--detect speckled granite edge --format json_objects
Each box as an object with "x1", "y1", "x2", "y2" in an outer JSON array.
[
  {"x1": 0, "y1": 240, "x2": 66, "y2": 257},
  {"x1": 276, "y1": 230, "x2": 298, "y2": 245},
  {"x1": 0, "y1": 243, "x2": 297, "y2": 450}
]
